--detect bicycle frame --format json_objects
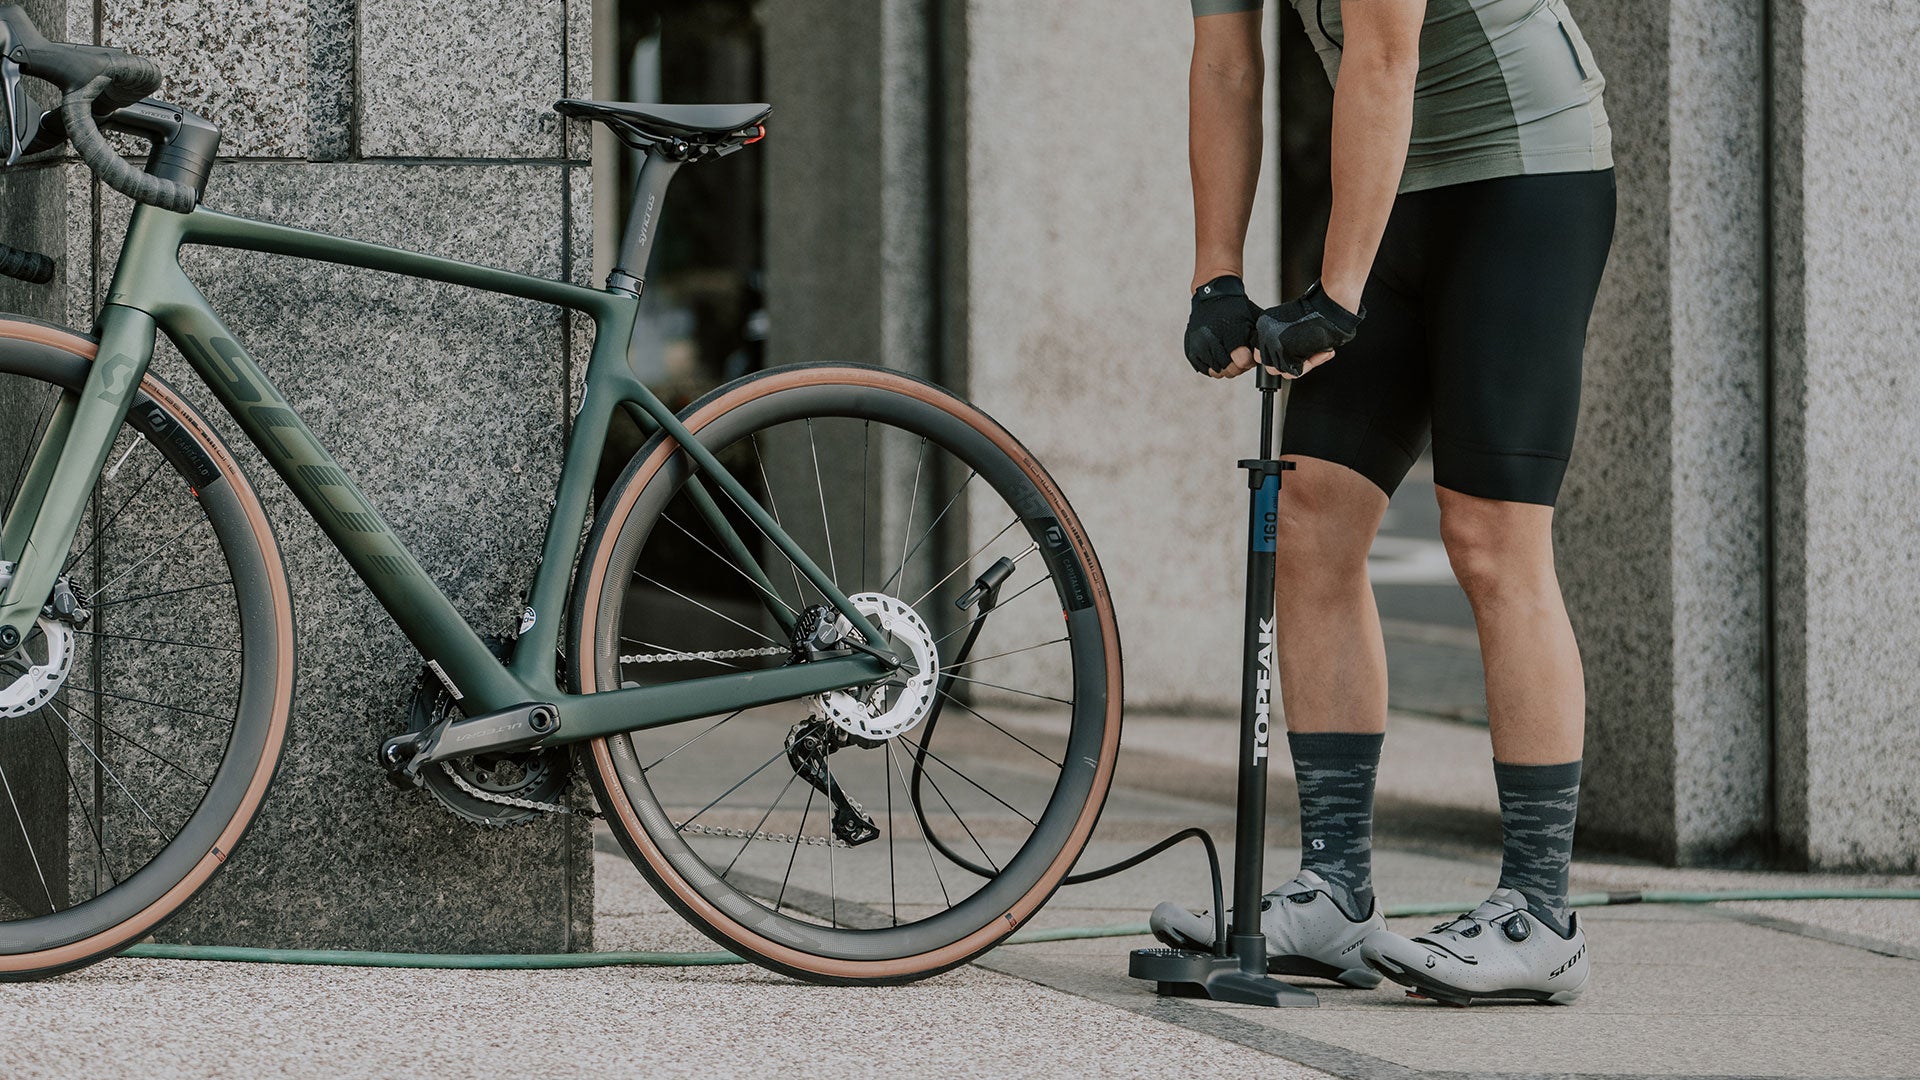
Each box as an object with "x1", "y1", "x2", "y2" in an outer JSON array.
[{"x1": 0, "y1": 198, "x2": 893, "y2": 745}]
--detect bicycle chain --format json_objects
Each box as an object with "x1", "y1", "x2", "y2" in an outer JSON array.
[
  {"x1": 439, "y1": 762, "x2": 601, "y2": 820},
  {"x1": 677, "y1": 821, "x2": 849, "y2": 848},
  {"x1": 619, "y1": 647, "x2": 790, "y2": 665}
]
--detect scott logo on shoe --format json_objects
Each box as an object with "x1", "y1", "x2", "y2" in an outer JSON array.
[{"x1": 1548, "y1": 942, "x2": 1586, "y2": 979}]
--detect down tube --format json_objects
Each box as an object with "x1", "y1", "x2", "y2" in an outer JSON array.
[{"x1": 149, "y1": 292, "x2": 525, "y2": 710}]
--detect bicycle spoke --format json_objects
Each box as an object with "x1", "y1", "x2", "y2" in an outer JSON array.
[
  {"x1": 880, "y1": 472, "x2": 975, "y2": 595},
  {"x1": 72, "y1": 629, "x2": 242, "y2": 655},
  {"x1": 82, "y1": 518, "x2": 201, "y2": 602},
  {"x1": 933, "y1": 687, "x2": 1064, "y2": 768},
  {"x1": 935, "y1": 670, "x2": 1072, "y2": 707},
  {"x1": 721, "y1": 771, "x2": 801, "y2": 880},
  {"x1": 36, "y1": 711, "x2": 115, "y2": 894},
  {"x1": 807, "y1": 419, "x2": 838, "y2": 587},
  {"x1": 0, "y1": 759, "x2": 56, "y2": 913},
  {"x1": 911, "y1": 519, "x2": 1020, "y2": 608},
  {"x1": 62, "y1": 683, "x2": 238, "y2": 726},
  {"x1": 65, "y1": 452, "x2": 167, "y2": 574},
  {"x1": 891, "y1": 438, "x2": 930, "y2": 594},
  {"x1": 931, "y1": 574, "x2": 1053, "y2": 652},
  {"x1": 89, "y1": 579, "x2": 235, "y2": 611},
  {"x1": 916, "y1": 758, "x2": 1000, "y2": 874},
  {"x1": 677, "y1": 749, "x2": 787, "y2": 831},
  {"x1": 56, "y1": 693, "x2": 214, "y2": 788},
  {"x1": 751, "y1": 433, "x2": 812, "y2": 606},
  {"x1": 942, "y1": 637, "x2": 1070, "y2": 672},
  {"x1": 887, "y1": 739, "x2": 951, "y2": 908},
  {"x1": 633, "y1": 572, "x2": 780, "y2": 645},
  {"x1": 774, "y1": 785, "x2": 816, "y2": 914},
  {"x1": 44, "y1": 698, "x2": 163, "y2": 837},
  {"x1": 642, "y1": 708, "x2": 748, "y2": 772},
  {"x1": 825, "y1": 743, "x2": 838, "y2": 928},
  {"x1": 4, "y1": 391, "x2": 57, "y2": 515},
  {"x1": 660, "y1": 514, "x2": 800, "y2": 618},
  {"x1": 902, "y1": 736, "x2": 1037, "y2": 826}
]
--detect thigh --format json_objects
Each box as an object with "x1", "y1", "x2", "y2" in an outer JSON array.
[
  {"x1": 1425, "y1": 170, "x2": 1617, "y2": 506},
  {"x1": 1281, "y1": 230, "x2": 1435, "y2": 497}
]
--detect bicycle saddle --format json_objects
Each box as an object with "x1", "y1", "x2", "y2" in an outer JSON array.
[{"x1": 554, "y1": 99, "x2": 770, "y2": 144}]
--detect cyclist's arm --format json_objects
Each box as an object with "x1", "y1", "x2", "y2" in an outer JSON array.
[
  {"x1": 1319, "y1": 0, "x2": 1425, "y2": 313},
  {"x1": 1189, "y1": 4, "x2": 1264, "y2": 293}
]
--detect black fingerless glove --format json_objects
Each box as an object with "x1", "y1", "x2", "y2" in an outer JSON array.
[
  {"x1": 1183, "y1": 275, "x2": 1263, "y2": 375},
  {"x1": 1253, "y1": 282, "x2": 1366, "y2": 377}
]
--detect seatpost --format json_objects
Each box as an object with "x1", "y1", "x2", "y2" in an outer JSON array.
[
  {"x1": 606, "y1": 149, "x2": 685, "y2": 297},
  {"x1": 1230, "y1": 367, "x2": 1293, "y2": 973}
]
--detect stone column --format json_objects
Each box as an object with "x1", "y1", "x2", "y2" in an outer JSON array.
[
  {"x1": 3, "y1": 0, "x2": 594, "y2": 949},
  {"x1": 1552, "y1": 1, "x2": 1773, "y2": 864},
  {"x1": 1768, "y1": 0, "x2": 1920, "y2": 873}
]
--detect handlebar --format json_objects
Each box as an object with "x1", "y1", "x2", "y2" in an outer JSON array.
[{"x1": 1, "y1": 3, "x2": 196, "y2": 213}]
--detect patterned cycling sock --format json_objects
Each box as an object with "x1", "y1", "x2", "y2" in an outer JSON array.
[
  {"x1": 1493, "y1": 758, "x2": 1583, "y2": 936},
  {"x1": 1287, "y1": 731, "x2": 1383, "y2": 921}
]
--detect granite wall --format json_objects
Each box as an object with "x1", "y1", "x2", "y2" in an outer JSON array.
[{"x1": 2, "y1": 0, "x2": 595, "y2": 948}]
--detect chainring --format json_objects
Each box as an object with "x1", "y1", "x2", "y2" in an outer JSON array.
[{"x1": 404, "y1": 635, "x2": 573, "y2": 827}]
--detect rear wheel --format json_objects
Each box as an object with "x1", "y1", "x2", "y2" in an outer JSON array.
[
  {"x1": 0, "y1": 320, "x2": 293, "y2": 981},
  {"x1": 575, "y1": 364, "x2": 1121, "y2": 984}
]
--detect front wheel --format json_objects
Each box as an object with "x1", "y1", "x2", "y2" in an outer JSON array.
[
  {"x1": 574, "y1": 364, "x2": 1122, "y2": 984},
  {"x1": 0, "y1": 319, "x2": 294, "y2": 980}
]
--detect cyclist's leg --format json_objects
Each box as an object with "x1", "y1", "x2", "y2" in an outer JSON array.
[
  {"x1": 1273, "y1": 250, "x2": 1433, "y2": 918},
  {"x1": 1423, "y1": 169, "x2": 1615, "y2": 934}
]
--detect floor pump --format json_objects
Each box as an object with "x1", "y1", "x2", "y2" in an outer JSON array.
[{"x1": 1126, "y1": 367, "x2": 1319, "y2": 1007}]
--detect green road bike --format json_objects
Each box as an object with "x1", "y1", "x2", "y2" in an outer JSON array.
[{"x1": 0, "y1": 11, "x2": 1121, "y2": 983}]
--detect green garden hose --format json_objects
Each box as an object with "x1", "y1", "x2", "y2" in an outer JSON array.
[{"x1": 118, "y1": 886, "x2": 1920, "y2": 970}]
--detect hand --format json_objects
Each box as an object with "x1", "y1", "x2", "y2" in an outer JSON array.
[
  {"x1": 1183, "y1": 275, "x2": 1264, "y2": 378},
  {"x1": 1253, "y1": 282, "x2": 1366, "y2": 378}
]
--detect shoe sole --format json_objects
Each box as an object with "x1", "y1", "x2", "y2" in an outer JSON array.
[
  {"x1": 1362, "y1": 953, "x2": 1583, "y2": 1006},
  {"x1": 1150, "y1": 927, "x2": 1382, "y2": 990}
]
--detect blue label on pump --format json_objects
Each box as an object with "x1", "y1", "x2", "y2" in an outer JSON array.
[{"x1": 1252, "y1": 475, "x2": 1279, "y2": 552}]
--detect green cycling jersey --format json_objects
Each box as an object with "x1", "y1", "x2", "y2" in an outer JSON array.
[{"x1": 1192, "y1": 0, "x2": 1612, "y2": 193}]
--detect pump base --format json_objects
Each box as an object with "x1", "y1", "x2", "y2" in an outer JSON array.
[{"x1": 1128, "y1": 947, "x2": 1319, "y2": 1007}]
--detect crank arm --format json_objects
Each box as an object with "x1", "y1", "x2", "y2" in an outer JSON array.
[{"x1": 382, "y1": 701, "x2": 559, "y2": 784}]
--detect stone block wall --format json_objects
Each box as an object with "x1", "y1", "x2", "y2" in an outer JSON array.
[{"x1": 2, "y1": 0, "x2": 594, "y2": 948}]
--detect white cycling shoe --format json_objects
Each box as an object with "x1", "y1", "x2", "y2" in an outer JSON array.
[
  {"x1": 1360, "y1": 887, "x2": 1590, "y2": 1006},
  {"x1": 1148, "y1": 869, "x2": 1385, "y2": 988}
]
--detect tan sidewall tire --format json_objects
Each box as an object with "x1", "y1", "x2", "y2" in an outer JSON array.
[
  {"x1": 577, "y1": 364, "x2": 1122, "y2": 984},
  {"x1": 0, "y1": 320, "x2": 294, "y2": 980}
]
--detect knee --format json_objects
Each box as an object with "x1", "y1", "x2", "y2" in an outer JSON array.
[
  {"x1": 1274, "y1": 477, "x2": 1375, "y2": 592},
  {"x1": 1437, "y1": 497, "x2": 1553, "y2": 603}
]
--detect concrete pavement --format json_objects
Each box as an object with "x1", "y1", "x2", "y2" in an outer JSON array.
[{"x1": 2, "y1": 706, "x2": 1915, "y2": 1079}]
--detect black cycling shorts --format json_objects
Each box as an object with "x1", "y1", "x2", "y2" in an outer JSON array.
[{"x1": 1280, "y1": 169, "x2": 1616, "y2": 506}]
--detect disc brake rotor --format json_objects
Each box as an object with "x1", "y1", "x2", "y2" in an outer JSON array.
[
  {"x1": 0, "y1": 617, "x2": 74, "y2": 718},
  {"x1": 812, "y1": 592, "x2": 939, "y2": 741}
]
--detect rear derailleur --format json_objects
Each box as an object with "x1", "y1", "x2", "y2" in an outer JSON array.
[{"x1": 784, "y1": 718, "x2": 881, "y2": 847}]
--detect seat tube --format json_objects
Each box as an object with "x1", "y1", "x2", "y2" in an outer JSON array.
[{"x1": 0, "y1": 304, "x2": 157, "y2": 645}]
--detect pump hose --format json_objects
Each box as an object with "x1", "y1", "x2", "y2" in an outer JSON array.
[{"x1": 117, "y1": 887, "x2": 1920, "y2": 969}]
